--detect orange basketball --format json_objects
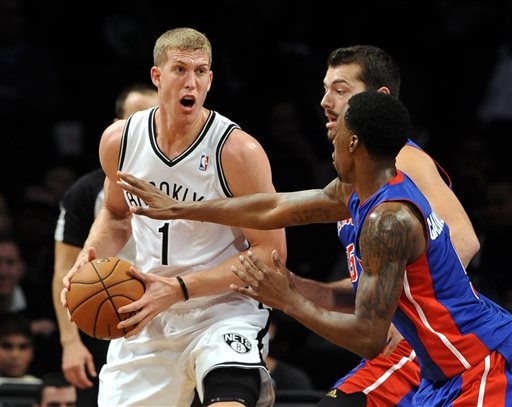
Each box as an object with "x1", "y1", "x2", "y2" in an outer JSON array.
[{"x1": 66, "y1": 257, "x2": 145, "y2": 340}]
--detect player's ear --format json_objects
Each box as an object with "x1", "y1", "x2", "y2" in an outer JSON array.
[
  {"x1": 349, "y1": 135, "x2": 359, "y2": 152},
  {"x1": 377, "y1": 86, "x2": 391, "y2": 95},
  {"x1": 151, "y1": 66, "x2": 161, "y2": 88}
]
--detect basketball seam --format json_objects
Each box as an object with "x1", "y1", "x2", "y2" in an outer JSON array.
[
  {"x1": 93, "y1": 258, "x2": 126, "y2": 337},
  {"x1": 68, "y1": 257, "x2": 144, "y2": 339}
]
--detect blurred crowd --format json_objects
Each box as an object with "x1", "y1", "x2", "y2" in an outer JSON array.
[{"x1": 0, "y1": 0, "x2": 511, "y2": 392}]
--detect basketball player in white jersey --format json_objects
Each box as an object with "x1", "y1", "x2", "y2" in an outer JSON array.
[
  {"x1": 61, "y1": 27, "x2": 286, "y2": 407},
  {"x1": 52, "y1": 83, "x2": 158, "y2": 406}
]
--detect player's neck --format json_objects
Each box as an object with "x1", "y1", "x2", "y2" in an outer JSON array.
[
  {"x1": 355, "y1": 161, "x2": 397, "y2": 202},
  {"x1": 155, "y1": 108, "x2": 209, "y2": 159}
]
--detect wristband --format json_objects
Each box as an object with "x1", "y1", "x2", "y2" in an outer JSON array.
[{"x1": 176, "y1": 276, "x2": 189, "y2": 301}]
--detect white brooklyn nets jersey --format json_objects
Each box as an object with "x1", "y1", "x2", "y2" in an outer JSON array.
[{"x1": 119, "y1": 107, "x2": 249, "y2": 306}]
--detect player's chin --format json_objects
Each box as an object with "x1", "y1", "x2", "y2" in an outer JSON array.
[{"x1": 327, "y1": 127, "x2": 337, "y2": 142}]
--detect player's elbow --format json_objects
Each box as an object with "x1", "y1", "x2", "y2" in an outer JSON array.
[
  {"x1": 458, "y1": 233, "x2": 481, "y2": 267},
  {"x1": 470, "y1": 237, "x2": 481, "y2": 258},
  {"x1": 350, "y1": 321, "x2": 388, "y2": 359}
]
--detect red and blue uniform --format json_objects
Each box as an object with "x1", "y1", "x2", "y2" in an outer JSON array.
[
  {"x1": 324, "y1": 140, "x2": 425, "y2": 407},
  {"x1": 330, "y1": 216, "x2": 420, "y2": 407},
  {"x1": 346, "y1": 169, "x2": 512, "y2": 406}
]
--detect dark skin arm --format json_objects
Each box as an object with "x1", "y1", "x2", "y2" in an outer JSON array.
[
  {"x1": 117, "y1": 171, "x2": 350, "y2": 228},
  {"x1": 231, "y1": 201, "x2": 425, "y2": 359},
  {"x1": 290, "y1": 274, "x2": 355, "y2": 312},
  {"x1": 118, "y1": 172, "x2": 408, "y2": 356}
]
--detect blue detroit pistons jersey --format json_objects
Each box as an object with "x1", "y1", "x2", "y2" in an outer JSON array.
[
  {"x1": 346, "y1": 170, "x2": 512, "y2": 382},
  {"x1": 337, "y1": 139, "x2": 450, "y2": 293}
]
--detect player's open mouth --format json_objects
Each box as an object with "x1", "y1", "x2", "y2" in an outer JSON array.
[
  {"x1": 181, "y1": 97, "x2": 195, "y2": 108},
  {"x1": 325, "y1": 110, "x2": 338, "y2": 123}
]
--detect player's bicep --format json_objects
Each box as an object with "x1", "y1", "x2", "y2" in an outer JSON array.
[
  {"x1": 98, "y1": 121, "x2": 130, "y2": 218},
  {"x1": 102, "y1": 176, "x2": 130, "y2": 218},
  {"x1": 356, "y1": 206, "x2": 409, "y2": 325}
]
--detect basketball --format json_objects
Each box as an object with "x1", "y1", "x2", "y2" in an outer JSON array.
[{"x1": 66, "y1": 257, "x2": 145, "y2": 340}]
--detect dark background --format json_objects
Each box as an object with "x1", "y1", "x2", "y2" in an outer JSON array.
[{"x1": 2, "y1": 0, "x2": 509, "y2": 191}]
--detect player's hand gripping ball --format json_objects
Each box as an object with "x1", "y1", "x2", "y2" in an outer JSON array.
[{"x1": 66, "y1": 257, "x2": 145, "y2": 340}]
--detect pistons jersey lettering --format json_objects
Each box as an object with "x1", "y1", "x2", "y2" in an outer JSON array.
[{"x1": 426, "y1": 211, "x2": 444, "y2": 240}]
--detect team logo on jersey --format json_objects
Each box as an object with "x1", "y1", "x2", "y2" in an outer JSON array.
[
  {"x1": 223, "y1": 333, "x2": 252, "y2": 353},
  {"x1": 199, "y1": 153, "x2": 209, "y2": 171}
]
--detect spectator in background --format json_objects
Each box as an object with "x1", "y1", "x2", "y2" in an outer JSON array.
[
  {"x1": 0, "y1": 234, "x2": 27, "y2": 315},
  {"x1": 35, "y1": 371, "x2": 76, "y2": 407},
  {"x1": 0, "y1": 312, "x2": 36, "y2": 378},
  {"x1": 52, "y1": 82, "x2": 158, "y2": 406},
  {"x1": 12, "y1": 185, "x2": 61, "y2": 376},
  {"x1": 0, "y1": 232, "x2": 58, "y2": 378}
]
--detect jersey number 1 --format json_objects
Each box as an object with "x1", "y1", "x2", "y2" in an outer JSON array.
[{"x1": 158, "y1": 223, "x2": 169, "y2": 265}]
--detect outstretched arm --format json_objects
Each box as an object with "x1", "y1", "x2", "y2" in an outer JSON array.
[{"x1": 117, "y1": 172, "x2": 350, "y2": 229}]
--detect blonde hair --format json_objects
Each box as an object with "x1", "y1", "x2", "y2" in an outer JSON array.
[{"x1": 153, "y1": 27, "x2": 212, "y2": 68}]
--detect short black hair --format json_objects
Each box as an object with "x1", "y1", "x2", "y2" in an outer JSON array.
[
  {"x1": 0, "y1": 312, "x2": 32, "y2": 342},
  {"x1": 345, "y1": 92, "x2": 409, "y2": 158},
  {"x1": 327, "y1": 45, "x2": 401, "y2": 98}
]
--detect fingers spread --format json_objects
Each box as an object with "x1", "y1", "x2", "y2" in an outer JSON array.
[{"x1": 231, "y1": 265, "x2": 253, "y2": 285}]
